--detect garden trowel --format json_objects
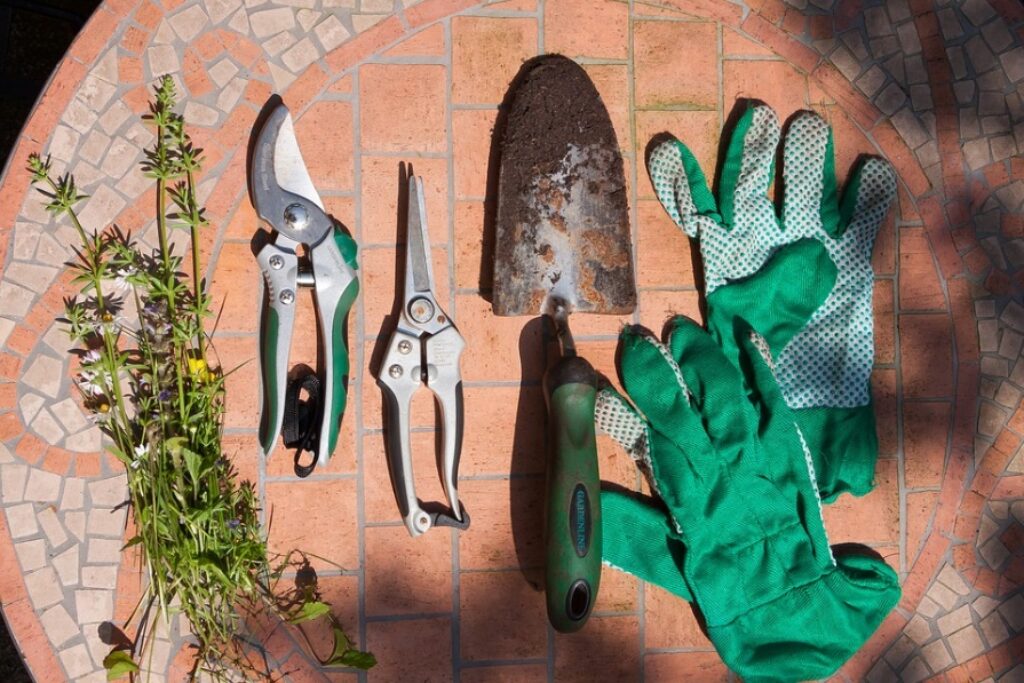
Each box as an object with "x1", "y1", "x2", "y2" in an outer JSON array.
[{"x1": 492, "y1": 54, "x2": 636, "y2": 633}]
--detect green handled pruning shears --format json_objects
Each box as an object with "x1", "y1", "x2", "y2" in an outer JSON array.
[{"x1": 250, "y1": 103, "x2": 359, "y2": 477}]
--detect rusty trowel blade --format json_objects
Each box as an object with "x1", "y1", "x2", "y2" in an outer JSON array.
[{"x1": 492, "y1": 54, "x2": 636, "y2": 318}]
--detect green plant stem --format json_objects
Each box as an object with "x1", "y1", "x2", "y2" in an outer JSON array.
[{"x1": 185, "y1": 169, "x2": 208, "y2": 366}]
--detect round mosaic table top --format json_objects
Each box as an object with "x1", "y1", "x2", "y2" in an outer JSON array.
[{"x1": 1, "y1": 0, "x2": 1024, "y2": 680}]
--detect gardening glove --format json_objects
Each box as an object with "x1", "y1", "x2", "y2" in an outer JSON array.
[
  {"x1": 647, "y1": 103, "x2": 897, "y2": 501},
  {"x1": 596, "y1": 319, "x2": 900, "y2": 682}
]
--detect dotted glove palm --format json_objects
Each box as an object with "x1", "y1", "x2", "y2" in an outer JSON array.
[
  {"x1": 647, "y1": 103, "x2": 897, "y2": 501},
  {"x1": 597, "y1": 319, "x2": 900, "y2": 682}
]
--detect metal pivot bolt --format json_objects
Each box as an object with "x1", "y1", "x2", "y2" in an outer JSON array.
[
  {"x1": 397, "y1": 340, "x2": 412, "y2": 354},
  {"x1": 408, "y1": 297, "x2": 435, "y2": 324},
  {"x1": 279, "y1": 289, "x2": 295, "y2": 305},
  {"x1": 269, "y1": 255, "x2": 284, "y2": 269},
  {"x1": 388, "y1": 364, "x2": 403, "y2": 378},
  {"x1": 283, "y1": 203, "x2": 310, "y2": 231}
]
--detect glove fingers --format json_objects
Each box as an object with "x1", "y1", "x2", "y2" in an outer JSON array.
[
  {"x1": 665, "y1": 317, "x2": 759, "y2": 463},
  {"x1": 781, "y1": 110, "x2": 840, "y2": 238},
  {"x1": 840, "y1": 156, "x2": 897, "y2": 259},
  {"x1": 648, "y1": 137, "x2": 717, "y2": 238},
  {"x1": 719, "y1": 104, "x2": 780, "y2": 230},
  {"x1": 600, "y1": 488, "x2": 693, "y2": 601},
  {"x1": 618, "y1": 326, "x2": 701, "y2": 435}
]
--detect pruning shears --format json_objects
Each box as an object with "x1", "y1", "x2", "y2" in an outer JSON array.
[
  {"x1": 377, "y1": 173, "x2": 469, "y2": 537},
  {"x1": 250, "y1": 103, "x2": 359, "y2": 477}
]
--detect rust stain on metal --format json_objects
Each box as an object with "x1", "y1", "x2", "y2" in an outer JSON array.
[{"x1": 493, "y1": 55, "x2": 636, "y2": 318}]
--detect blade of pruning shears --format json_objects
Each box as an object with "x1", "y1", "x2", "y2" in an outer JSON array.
[
  {"x1": 251, "y1": 105, "x2": 325, "y2": 243},
  {"x1": 407, "y1": 175, "x2": 433, "y2": 294}
]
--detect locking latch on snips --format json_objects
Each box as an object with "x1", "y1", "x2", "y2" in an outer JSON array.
[
  {"x1": 377, "y1": 173, "x2": 469, "y2": 537},
  {"x1": 250, "y1": 103, "x2": 359, "y2": 477}
]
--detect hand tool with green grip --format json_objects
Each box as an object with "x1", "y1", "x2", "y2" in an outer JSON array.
[
  {"x1": 250, "y1": 103, "x2": 360, "y2": 477},
  {"x1": 492, "y1": 55, "x2": 636, "y2": 632}
]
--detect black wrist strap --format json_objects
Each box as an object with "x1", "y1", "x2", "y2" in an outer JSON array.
[{"x1": 282, "y1": 371, "x2": 320, "y2": 478}]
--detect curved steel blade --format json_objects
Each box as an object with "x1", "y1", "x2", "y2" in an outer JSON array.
[{"x1": 251, "y1": 104, "x2": 325, "y2": 220}]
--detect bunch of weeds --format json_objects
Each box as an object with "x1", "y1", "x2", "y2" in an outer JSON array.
[{"x1": 28, "y1": 76, "x2": 374, "y2": 681}]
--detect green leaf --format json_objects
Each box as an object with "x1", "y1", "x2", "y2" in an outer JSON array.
[
  {"x1": 286, "y1": 600, "x2": 331, "y2": 625},
  {"x1": 106, "y1": 444, "x2": 131, "y2": 465},
  {"x1": 323, "y1": 625, "x2": 376, "y2": 669},
  {"x1": 121, "y1": 536, "x2": 143, "y2": 551},
  {"x1": 103, "y1": 650, "x2": 139, "y2": 680},
  {"x1": 182, "y1": 446, "x2": 202, "y2": 485}
]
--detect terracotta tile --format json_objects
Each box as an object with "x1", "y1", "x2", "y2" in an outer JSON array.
[
  {"x1": 593, "y1": 566, "x2": 639, "y2": 613},
  {"x1": 903, "y1": 401, "x2": 951, "y2": 489},
  {"x1": 724, "y1": 59, "x2": 808, "y2": 125},
  {"x1": 899, "y1": 314, "x2": 954, "y2": 398},
  {"x1": 554, "y1": 615, "x2": 640, "y2": 681},
  {"x1": 899, "y1": 227, "x2": 947, "y2": 311},
  {"x1": 214, "y1": 336, "x2": 260, "y2": 430},
  {"x1": 362, "y1": 430, "x2": 453, "y2": 524},
  {"x1": 823, "y1": 106, "x2": 877, "y2": 187},
  {"x1": 583, "y1": 64, "x2": 631, "y2": 154},
  {"x1": 457, "y1": 477, "x2": 543, "y2": 570},
  {"x1": 874, "y1": 279, "x2": 896, "y2": 364},
  {"x1": 645, "y1": 651, "x2": 728, "y2": 681},
  {"x1": 453, "y1": 108, "x2": 498, "y2": 200},
  {"x1": 636, "y1": 200, "x2": 694, "y2": 289},
  {"x1": 459, "y1": 664, "x2": 547, "y2": 682},
  {"x1": 452, "y1": 16, "x2": 537, "y2": 104},
  {"x1": 461, "y1": 385, "x2": 545, "y2": 476},
  {"x1": 366, "y1": 618, "x2": 451, "y2": 682},
  {"x1": 598, "y1": 432, "x2": 646, "y2": 493},
  {"x1": 634, "y1": 20, "x2": 718, "y2": 110},
  {"x1": 365, "y1": 525, "x2": 452, "y2": 615},
  {"x1": 454, "y1": 199, "x2": 488, "y2": 291},
  {"x1": 638, "y1": 289, "x2": 703, "y2": 329},
  {"x1": 544, "y1": 0, "x2": 628, "y2": 60},
  {"x1": 209, "y1": 242, "x2": 261, "y2": 333},
  {"x1": 460, "y1": 570, "x2": 547, "y2": 660},
  {"x1": 635, "y1": 110, "x2": 719, "y2": 200},
  {"x1": 455, "y1": 294, "x2": 545, "y2": 382},
  {"x1": 723, "y1": 27, "x2": 775, "y2": 56},
  {"x1": 644, "y1": 582, "x2": 712, "y2": 649},
  {"x1": 822, "y1": 458, "x2": 900, "y2": 545},
  {"x1": 265, "y1": 479, "x2": 358, "y2": 571},
  {"x1": 359, "y1": 64, "x2": 447, "y2": 152},
  {"x1": 360, "y1": 155, "x2": 449, "y2": 245},
  {"x1": 222, "y1": 432, "x2": 260, "y2": 486},
  {"x1": 873, "y1": 209, "x2": 897, "y2": 276},
  {"x1": 385, "y1": 23, "x2": 446, "y2": 57},
  {"x1": 294, "y1": 102, "x2": 354, "y2": 192}
]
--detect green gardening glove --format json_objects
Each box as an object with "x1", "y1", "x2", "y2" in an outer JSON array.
[
  {"x1": 596, "y1": 319, "x2": 900, "y2": 682},
  {"x1": 647, "y1": 103, "x2": 897, "y2": 501}
]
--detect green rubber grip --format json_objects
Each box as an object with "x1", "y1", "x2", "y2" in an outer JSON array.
[
  {"x1": 543, "y1": 355, "x2": 602, "y2": 633},
  {"x1": 259, "y1": 307, "x2": 281, "y2": 455},
  {"x1": 325, "y1": 276, "x2": 359, "y2": 455}
]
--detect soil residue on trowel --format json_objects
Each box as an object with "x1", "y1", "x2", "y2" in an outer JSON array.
[{"x1": 493, "y1": 54, "x2": 635, "y2": 318}]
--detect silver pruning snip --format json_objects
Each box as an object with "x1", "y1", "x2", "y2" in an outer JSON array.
[
  {"x1": 377, "y1": 173, "x2": 469, "y2": 537},
  {"x1": 250, "y1": 102, "x2": 359, "y2": 477}
]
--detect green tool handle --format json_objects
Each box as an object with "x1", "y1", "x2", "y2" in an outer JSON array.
[{"x1": 544, "y1": 355, "x2": 602, "y2": 633}]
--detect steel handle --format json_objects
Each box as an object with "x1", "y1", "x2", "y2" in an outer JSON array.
[{"x1": 257, "y1": 243, "x2": 299, "y2": 457}]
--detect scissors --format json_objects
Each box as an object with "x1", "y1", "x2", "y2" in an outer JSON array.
[
  {"x1": 377, "y1": 173, "x2": 469, "y2": 537},
  {"x1": 250, "y1": 103, "x2": 359, "y2": 477}
]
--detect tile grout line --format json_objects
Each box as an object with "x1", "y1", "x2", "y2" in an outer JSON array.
[
  {"x1": 441, "y1": 15, "x2": 463, "y2": 683},
  {"x1": 349, "y1": 58, "x2": 370, "y2": 683},
  {"x1": 626, "y1": 3, "x2": 647, "y2": 680}
]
